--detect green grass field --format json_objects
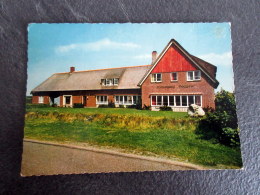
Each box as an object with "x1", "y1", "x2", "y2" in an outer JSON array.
[{"x1": 24, "y1": 104, "x2": 242, "y2": 169}]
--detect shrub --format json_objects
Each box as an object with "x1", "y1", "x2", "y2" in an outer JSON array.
[
  {"x1": 196, "y1": 89, "x2": 240, "y2": 147},
  {"x1": 159, "y1": 105, "x2": 172, "y2": 111},
  {"x1": 74, "y1": 103, "x2": 84, "y2": 108},
  {"x1": 126, "y1": 105, "x2": 136, "y2": 109},
  {"x1": 119, "y1": 105, "x2": 125, "y2": 108},
  {"x1": 108, "y1": 101, "x2": 115, "y2": 108},
  {"x1": 143, "y1": 104, "x2": 151, "y2": 110},
  {"x1": 98, "y1": 105, "x2": 109, "y2": 108},
  {"x1": 52, "y1": 103, "x2": 58, "y2": 107}
]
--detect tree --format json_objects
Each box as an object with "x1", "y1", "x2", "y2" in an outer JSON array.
[{"x1": 196, "y1": 89, "x2": 240, "y2": 147}]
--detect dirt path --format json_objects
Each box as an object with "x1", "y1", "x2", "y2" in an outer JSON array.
[{"x1": 21, "y1": 140, "x2": 201, "y2": 176}]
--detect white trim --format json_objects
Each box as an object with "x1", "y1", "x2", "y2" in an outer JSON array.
[
  {"x1": 151, "y1": 73, "x2": 162, "y2": 83},
  {"x1": 187, "y1": 70, "x2": 201, "y2": 81},
  {"x1": 63, "y1": 95, "x2": 72, "y2": 107},
  {"x1": 139, "y1": 42, "x2": 172, "y2": 85},
  {"x1": 96, "y1": 95, "x2": 108, "y2": 105},
  {"x1": 38, "y1": 96, "x2": 44, "y2": 104},
  {"x1": 151, "y1": 95, "x2": 202, "y2": 107},
  {"x1": 138, "y1": 40, "x2": 217, "y2": 86}
]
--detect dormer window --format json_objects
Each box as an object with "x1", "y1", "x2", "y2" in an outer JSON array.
[
  {"x1": 101, "y1": 78, "x2": 119, "y2": 86},
  {"x1": 113, "y1": 78, "x2": 119, "y2": 85},
  {"x1": 187, "y1": 70, "x2": 201, "y2": 81},
  {"x1": 151, "y1": 73, "x2": 162, "y2": 82}
]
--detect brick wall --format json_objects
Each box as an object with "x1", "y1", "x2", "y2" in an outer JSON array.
[
  {"x1": 32, "y1": 96, "x2": 50, "y2": 104},
  {"x1": 141, "y1": 71, "x2": 215, "y2": 109}
]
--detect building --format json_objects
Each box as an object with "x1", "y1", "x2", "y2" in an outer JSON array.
[{"x1": 31, "y1": 39, "x2": 219, "y2": 111}]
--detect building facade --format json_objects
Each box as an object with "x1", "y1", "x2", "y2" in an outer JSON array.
[{"x1": 31, "y1": 39, "x2": 219, "y2": 112}]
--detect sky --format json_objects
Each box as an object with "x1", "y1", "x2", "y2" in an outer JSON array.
[{"x1": 27, "y1": 23, "x2": 234, "y2": 95}]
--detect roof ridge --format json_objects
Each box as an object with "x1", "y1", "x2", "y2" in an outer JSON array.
[{"x1": 55, "y1": 65, "x2": 151, "y2": 74}]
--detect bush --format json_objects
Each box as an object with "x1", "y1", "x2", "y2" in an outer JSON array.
[
  {"x1": 126, "y1": 105, "x2": 136, "y2": 109},
  {"x1": 159, "y1": 105, "x2": 172, "y2": 111},
  {"x1": 108, "y1": 101, "x2": 115, "y2": 108},
  {"x1": 196, "y1": 89, "x2": 240, "y2": 147},
  {"x1": 73, "y1": 103, "x2": 84, "y2": 108},
  {"x1": 52, "y1": 103, "x2": 58, "y2": 107},
  {"x1": 143, "y1": 104, "x2": 151, "y2": 110},
  {"x1": 98, "y1": 105, "x2": 109, "y2": 108},
  {"x1": 119, "y1": 105, "x2": 125, "y2": 108}
]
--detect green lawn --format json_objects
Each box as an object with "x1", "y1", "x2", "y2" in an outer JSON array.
[
  {"x1": 26, "y1": 104, "x2": 188, "y2": 119},
  {"x1": 24, "y1": 105, "x2": 242, "y2": 169}
]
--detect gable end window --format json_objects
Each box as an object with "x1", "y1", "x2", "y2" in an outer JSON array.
[
  {"x1": 151, "y1": 73, "x2": 162, "y2": 82},
  {"x1": 171, "y1": 72, "x2": 178, "y2": 81},
  {"x1": 187, "y1": 70, "x2": 201, "y2": 81}
]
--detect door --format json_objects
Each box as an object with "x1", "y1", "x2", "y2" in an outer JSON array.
[
  {"x1": 83, "y1": 96, "x2": 87, "y2": 107},
  {"x1": 63, "y1": 95, "x2": 72, "y2": 107}
]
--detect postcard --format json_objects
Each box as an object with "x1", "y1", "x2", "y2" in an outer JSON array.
[{"x1": 22, "y1": 23, "x2": 242, "y2": 176}]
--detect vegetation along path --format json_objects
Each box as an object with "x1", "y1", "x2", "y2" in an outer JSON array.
[{"x1": 24, "y1": 105, "x2": 242, "y2": 169}]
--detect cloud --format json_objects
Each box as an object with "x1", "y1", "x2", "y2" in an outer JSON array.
[
  {"x1": 55, "y1": 38, "x2": 140, "y2": 53},
  {"x1": 133, "y1": 54, "x2": 151, "y2": 60},
  {"x1": 198, "y1": 52, "x2": 232, "y2": 66}
]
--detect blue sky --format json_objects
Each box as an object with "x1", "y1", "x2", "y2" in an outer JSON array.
[{"x1": 27, "y1": 23, "x2": 234, "y2": 95}]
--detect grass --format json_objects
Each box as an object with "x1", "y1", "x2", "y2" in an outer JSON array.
[
  {"x1": 24, "y1": 105, "x2": 242, "y2": 169},
  {"x1": 26, "y1": 104, "x2": 188, "y2": 119}
]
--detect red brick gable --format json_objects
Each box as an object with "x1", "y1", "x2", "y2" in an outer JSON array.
[{"x1": 152, "y1": 45, "x2": 197, "y2": 73}]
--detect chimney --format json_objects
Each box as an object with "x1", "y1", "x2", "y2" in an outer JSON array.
[
  {"x1": 152, "y1": 51, "x2": 157, "y2": 64},
  {"x1": 70, "y1": 67, "x2": 75, "y2": 73}
]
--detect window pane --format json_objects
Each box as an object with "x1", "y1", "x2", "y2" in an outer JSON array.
[
  {"x1": 188, "y1": 96, "x2": 194, "y2": 105},
  {"x1": 65, "y1": 96, "x2": 70, "y2": 104},
  {"x1": 115, "y1": 96, "x2": 119, "y2": 103},
  {"x1": 171, "y1": 72, "x2": 177, "y2": 81},
  {"x1": 119, "y1": 96, "x2": 123, "y2": 104},
  {"x1": 176, "y1": 96, "x2": 181, "y2": 106},
  {"x1": 104, "y1": 96, "x2": 107, "y2": 102},
  {"x1": 163, "y1": 96, "x2": 168, "y2": 106},
  {"x1": 195, "y1": 96, "x2": 201, "y2": 106},
  {"x1": 157, "y1": 74, "x2": 162, "y2": 81},
  {"x1": 157, "y1": 96, "x2": 162, "y2": 105},
  {"x1": 182, "y1": 96, "x2": 187, "y2": 106},
  {"x1": 188, "y1": 72, "x2": 193, "y2": 80},
  {"x1": 194, "y1": 71, "x2": 201, "y2": 80},
  {"x1": 152, "y1": 96, "x2": 156, "y2": 106},
  {"x1": 114, "y1": 78, "x2": 119, "y2": 85},
  {"x1": 124, "y1": 96, "x2": 127, "y2": 103},
  {"x1": 169, "y1": 96, "x2": 174, "y2": 106},
  {"x1": 151, "y1": 74, "x2": 155, "y2": 82}
]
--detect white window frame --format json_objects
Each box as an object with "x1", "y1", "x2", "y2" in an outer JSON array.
[
  {"x1": 96, "y1": 96, "x2": 108, "y2": 104},
  {"x1": 113, "y1": 78, "x2": 119, "y2": 85},
  {"x1": 114, "y1": 95, "x2": 140, "y2": 105},
  {"x1": 187, "y1": 70, "x2": 201, "y2": 81},
  {"x1": 170, "y1": 72, "x2": 178, "y2": 81},
  {"x1": 63, "y1": 95, "x2": 72, "y2": 107},
  {"x1": 151, "y1": 95, "x2": 202, "y2": 107},
  {"x1": 38, "y1": 96, "x2": 44, "y2": 104},
  {"x1": 151, "y1": 73, "x2": 162, "y2": 83}
]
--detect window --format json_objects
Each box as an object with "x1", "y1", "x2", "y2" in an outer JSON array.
[
  {"x1": 38, "y1": 96, "x2": 44, "y2": 104},
  {"x1": 187, "y1": 70, "x2": 201, "y2": 81},
  {"x1": 114, "y1": 95, "x2": 140, "y2": 105},
  {"x1": 151, "y1": 95, "x2": 202, "y2": 107},
  {"x1": 171, "y1": 72, "x2": 178, "y2": 81},
  {"x1": 151, "y1": 73, "x2": 162, "y2": 82},
  {"x1": 106, "y1": 79, "x2": 113, "y2": 86},
  {"x1": 169, "y1": 96, "x2": 175, "y2": 106},
  {"x1": 96, "y1": 96, "x2": 108, "y2": 104},
  {"x1": 65, "y1": 96, "x2": 71, "y2": 104},
  {"x1": 101, "y1": 78, "x2": 119, "y2": 86},
  {"x1": 113, "y1": 78, "x2": 119, "y2": 85},
  {"x1": 188, "y1": 95, "x2": 194, "y2": 105},
  {"x1": 163, "y1": 96, "x2": 168, "y2": 106},
  {"x1": 195, "y1": 95, "x2": 202, "y2": 106}
]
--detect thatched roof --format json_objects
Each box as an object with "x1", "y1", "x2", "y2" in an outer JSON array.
[{"x1": 31, "y1": 65, "x2": 151, "y2": 93}]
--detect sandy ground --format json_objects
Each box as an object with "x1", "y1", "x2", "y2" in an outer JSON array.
[{"x1": 21, "y1": 140, "x2": 200, "y2": 176}]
